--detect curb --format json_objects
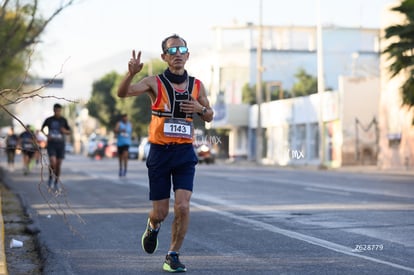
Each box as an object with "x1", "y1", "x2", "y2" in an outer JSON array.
[{"x1": 0, "y1": 190, "x2": 8, "y2": 275}]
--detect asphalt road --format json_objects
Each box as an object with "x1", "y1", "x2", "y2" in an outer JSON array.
[{"x1": 2, "y1": 154, "x2": 414, "y2": 274}]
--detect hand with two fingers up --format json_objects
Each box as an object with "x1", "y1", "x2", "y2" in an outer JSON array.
[{"x1": 128, "y1": 50, "x2": 144, "y2": 75}]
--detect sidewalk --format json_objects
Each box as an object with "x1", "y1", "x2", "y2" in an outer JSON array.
[
  {"x1": 220, "y1": 158, "x2": 414, "y2": 176},
  {"x1": 0, "y1": 165, "x2": 42, "y2": 275}
]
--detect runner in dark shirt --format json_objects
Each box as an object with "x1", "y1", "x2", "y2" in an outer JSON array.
[
  {"x1": 19, "y1": 125, "x2": 36, "y2": 175},
  {"x1": 41, "y1": 103, "x2": 71, "y2": 193},
  {"x1": 5, "y1": 127, "x2": 18, "y2": 171}
]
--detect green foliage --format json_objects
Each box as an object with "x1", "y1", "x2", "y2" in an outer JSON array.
[
  {"x1": 0, "y1": 6, "x2": 39, "y2": 88},
  {"x1": 242, "y1": 82, "x2": 284, "y2": 105},
  {"x1": 290, "y1": 68, "x2": 317, "y2": 97},
  {"x1": 383, "y1": 0, "x2": 414, "y2": 120},
  {"x1": 87, "y1": 71, "x2": 121, "y2": 130},
  {"x1": 0, "y1": 0, "x2": 75, "y2": 90},
  {"x1": 242, "y1": 68, "x2": 316, "y2": 104},
  {"x1": 0, "y1": 109, "x2": 13, "y2": 127},
  {"x1": 242, "y1": 83, "x2": 256, "y2": 104}
]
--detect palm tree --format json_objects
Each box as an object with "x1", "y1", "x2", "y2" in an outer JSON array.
[{"x1": 383, "y1": 0, "x2": 414, "y2": 121}]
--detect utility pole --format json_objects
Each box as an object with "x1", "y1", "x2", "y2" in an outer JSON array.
[
  {"x1": 255, "y1": 0, "x2": 263, "y2": 164},
  {"x1": 316, "y1": 0, "x2": 326, "y2": 168}
]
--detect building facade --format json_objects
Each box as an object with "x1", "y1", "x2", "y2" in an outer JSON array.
[
  {"x1": 194, "y1": 23, "x2": 381, "y2": 165},
  {"x1": 378, "y1": 1, "x2": 414, "y2": 170}
]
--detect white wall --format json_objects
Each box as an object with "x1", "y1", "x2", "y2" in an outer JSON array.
[{"x1": 339, "y1": 76, "x2": 380, "y2": 164}]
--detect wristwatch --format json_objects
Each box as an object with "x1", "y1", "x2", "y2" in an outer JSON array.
[{"x1": 201, "y1": 106, "x2": 207, "y2": 115}]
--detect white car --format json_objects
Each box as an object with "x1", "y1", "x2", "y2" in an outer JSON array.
[
  {"x1": 138, "y1": 137, "x2": 151, "y2": 161},
  {"x1": 128, "y1": 142, "x2": 139, "y2": 159}
]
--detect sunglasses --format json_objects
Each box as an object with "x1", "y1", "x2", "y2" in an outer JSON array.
[{"x1": 165, "y1": 46, "x2": 188, "y2": 55}]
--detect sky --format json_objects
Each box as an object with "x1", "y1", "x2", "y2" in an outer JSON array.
[{"x1": 33, "y1": 0, "x2": 397, "y2": 78}]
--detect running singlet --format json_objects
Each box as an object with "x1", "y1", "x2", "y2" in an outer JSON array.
[
  {"x1": 148, "y1": 74, "x2": 201, "y2": 145},
  {"x1": 117, "y1": 121, "x2": 132, "y2": 146},
  {"x1": 41, "y1": 116, "x2": 70, "y2": 143},
  {"x1": 20, "y1": 131, "x2": 35, "y2": 151},
  {"x1": 6, "y1": 134, "x2": 18, "y2": 149}
]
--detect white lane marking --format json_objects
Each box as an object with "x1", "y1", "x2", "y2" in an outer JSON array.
[
  {"x1": 305, "y1": 187, "x2": 350, "y2": 196},
  {"x1": 190, "y1": 201, "x2": 414, "y2": 273}
]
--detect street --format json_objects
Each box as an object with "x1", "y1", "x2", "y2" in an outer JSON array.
[{"x1": 2, "y1": 154, "x2": 414, "y2": 274}]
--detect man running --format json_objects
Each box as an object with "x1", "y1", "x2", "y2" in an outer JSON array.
[
  {"x1": 41, "y1": 103, "x2": 71, "y2": 192},
  {"x1": 19, "y1": 125, "x2": 36, "y2": 175},
  {"x1": 118, "y1": 34, "x2": 213, "y2": 272},
  {"x1": 5, "y1": 127, "x2": 18, "y2": 171}
]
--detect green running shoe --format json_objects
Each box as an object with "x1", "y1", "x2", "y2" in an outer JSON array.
[{"x1": 163, "y1": 252, "x2": 187, "y2": 273}]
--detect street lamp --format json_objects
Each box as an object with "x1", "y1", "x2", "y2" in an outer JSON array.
[
  {"x1": 317, "y1": 0, "x2": 326, "y2": 168},
  {"x1": 256, "y1": 0, "x2": 263, "y2": 164}
]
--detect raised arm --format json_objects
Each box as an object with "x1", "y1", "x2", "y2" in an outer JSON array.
[{"x1": 118, "y1": 50, "x2": 154, "y2": 98}]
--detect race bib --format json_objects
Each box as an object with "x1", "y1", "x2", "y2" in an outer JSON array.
[
  {"x1": 163, "y1": 118, "x2": 193, "y2": 139},
  {"x1": 50, "y1": 133, "x2": 63, "y2": 140},
  {"x1": 50, "y1": 130, "x2": 63, "y2": 140},
  {"x1": 120, "y1": 132, "x2": 130, "y2": 138},
  {"x1": 22, "y1": 143, "x2": 34, "y2": 150}
]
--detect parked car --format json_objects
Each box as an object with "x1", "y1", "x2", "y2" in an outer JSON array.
[
  {"x1": 194, "y1": 143, "x2": 215, "y2": 164},
  {"x1": 128, "y1": 141, "x2": 139, "y2": 159},
  {"x1": 138, "y1": 137, "x2": 151, "y2": 161},
  {"x1": 105, "y1": 142, "x2": 118, "y2": 158}
]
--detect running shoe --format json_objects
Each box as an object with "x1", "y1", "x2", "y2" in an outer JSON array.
[
  {"x1": 54, "y1": 181, "x2": 62, "y2": 195},
  {"x1": 47, "y1": 177, "x2": 53, "y2": 190},
  {"x1": 163, "y1": 252, "x2": 187, "y2": 273},
  {"x1": 141, "y1": 218, "x2": 160, "y2": 254}
]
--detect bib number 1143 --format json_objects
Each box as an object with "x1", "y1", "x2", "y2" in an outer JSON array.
[{"x1": 164, "y1": 118, "x2": 193, "y2": 139}]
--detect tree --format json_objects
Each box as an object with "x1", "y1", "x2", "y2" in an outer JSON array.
[
  {"x1": 87, "y1": 71, "x2": 121, "y2": 130},
  {"x1": 242, "y1": 82, "x2": 287, "y2": 104},
  {"x1": 0, "y1": 0, "x2": 75, "y2": 89},
  {"x1": 290, "y1": 68, "x2": 318, "y2": 97},
  {"x1": 0, "y1": 109, "x2": 12, "y2": 127},
  {"x1": 0, "y1": 0, "x2": 75, "y2": 127},
  {"x1": 242, "y1": 68, "x2": 317, "y2": 105},
  {"x1": 383, "y1": 0, "x2": 414, "y2": 121},
  {"x1": 242, "y1": 83, "x2": 256, "y2": 104}
]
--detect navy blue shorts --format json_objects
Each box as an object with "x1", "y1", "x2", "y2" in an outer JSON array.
[
  {"x1": 47, "y1": 142, "x2": 65, "y2": 159},
  {"x1": 146, "y1": 143, "x2": 198, "y2": 201}
]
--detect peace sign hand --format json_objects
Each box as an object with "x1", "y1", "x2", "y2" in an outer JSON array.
[{"x1": 128, "y1": 50, "x2": 144, "y2": 75}]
